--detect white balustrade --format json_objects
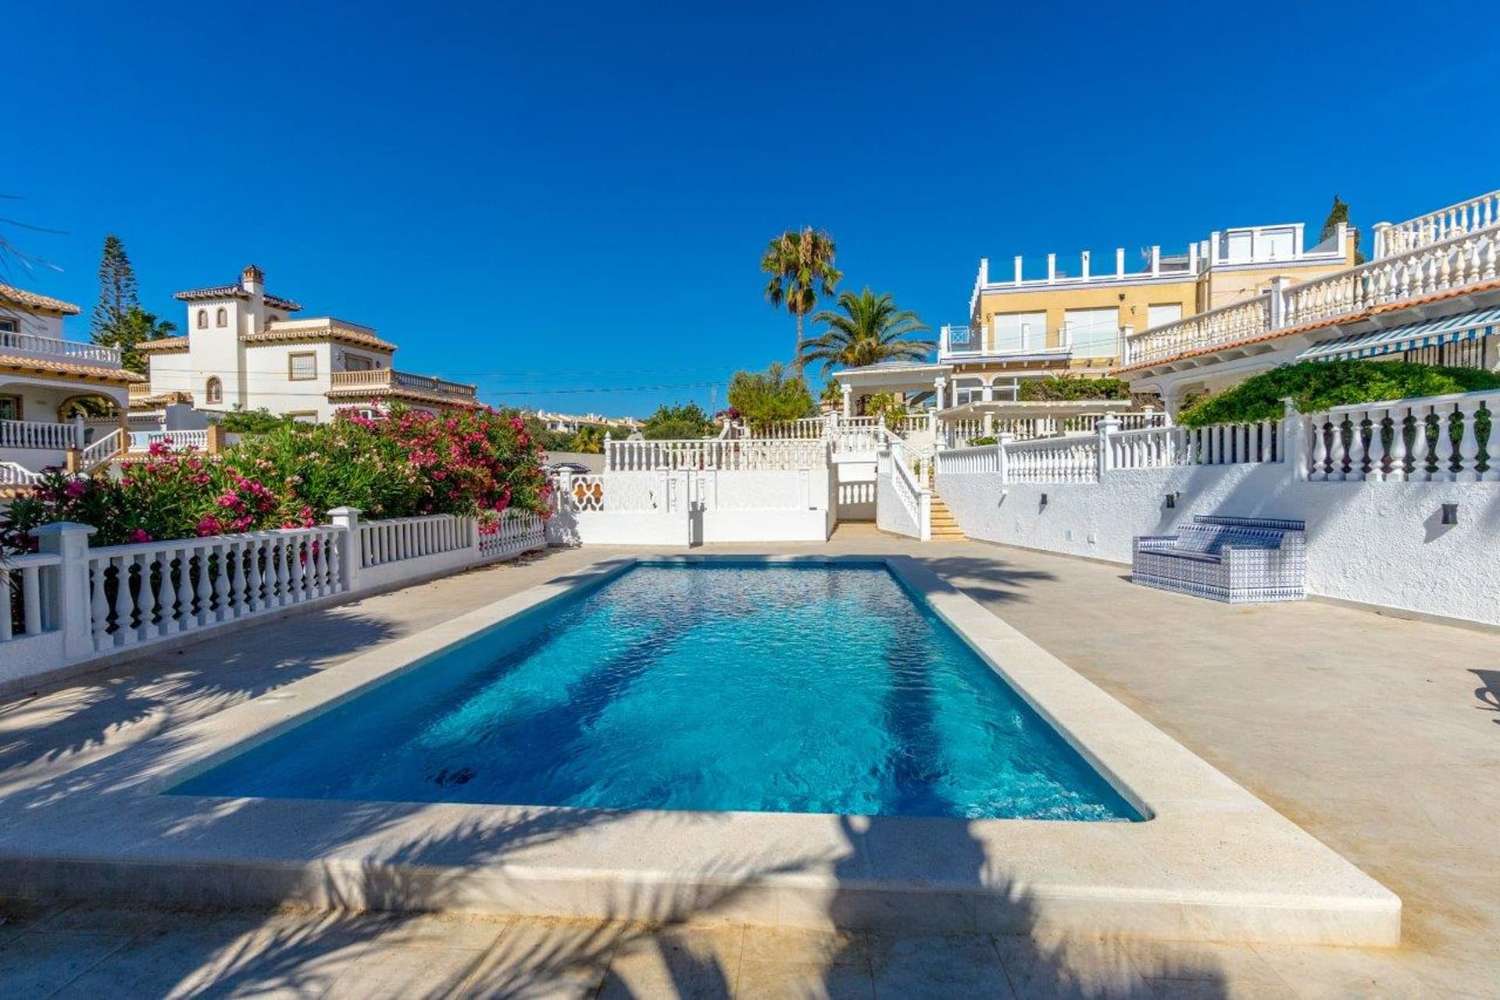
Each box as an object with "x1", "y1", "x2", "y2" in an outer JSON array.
[
  {"x1": 135, "y1": 429, "x2": 209, "y2": 452},
  {"x1": 0, "y1": 330, "x2": 122, "y2": 365},
  {"x1": 1376, "y1": 189, "x2": 1500, "y2": 258},
  {"x1": 886, "y1": 439, "x2": 930, "y2": 540},
  {"x1": 80, "y1": 429, "x2": 125, "y2": 468},
  {"x1": 478, "y1": 510, "x2": 546, "y2": 560},
  {"x1": 605, "y1": 437, "x2": 828, "y2": 471},
  {"x1": 1005, "y1": 437, "x2": 1100, "y2": 483},
  {"x1": 1, "y1": 553, "x2": 60, "y2": 643},
  {"x1": 83, "y1": 526, "x2": 346, "y2": 653},
  {"x1": 1124, "y1": 296, "x2": 1274, "y2": 366},
  {"x1": 1301, "y1": 388, "x2": 1497, "y2": 483},
  {"x1": 0, "y1": 419, "x2": 80, "y2": 450},
  {"x1": 759, "y1": 418, "x2": 828, "y2": 439},
  {"x1": 359, "y1": 514, "x2": 473, "y2": 567},
  {"x1": 835, "y1": 481, "x2": 876, "y2": 506},
  {"x1": 0, "y1": 461, "x2": 44, "y2": 486},
  {"x1": 935, "y1": 444, "x2": 1001, "y2": 475}
]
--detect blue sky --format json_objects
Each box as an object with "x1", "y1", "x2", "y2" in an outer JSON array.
[{"x1": 6, "y1": 1, "x2": 1497, "y2": 417}]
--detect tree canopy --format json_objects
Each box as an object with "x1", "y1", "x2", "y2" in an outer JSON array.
[
  {"x1": 727, "y1": 363, "x2": 815, "y2": 432},
  {"x1": 760, "y1": 228, "x2": 841, "y2": 368},
  {"x1": 798, "y1": 288, "x2": 931, "y2": 374},
  {"x1": 641, "y1": 402, "x2": 716, "y2": 440}
]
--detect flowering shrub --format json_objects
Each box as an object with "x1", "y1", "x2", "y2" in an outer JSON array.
[{"x1": 1, "y1": 404, "x2": 550, "y2": 553}]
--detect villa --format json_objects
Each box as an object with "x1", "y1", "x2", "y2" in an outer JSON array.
[
  {"x1": 531, "y1": 408, "x2": 640, "y2": 434},
  {"x1": 136, "y1": 264, "x2": 480, "y2": 424},
  {"x1": 0, "y1": 283, "x2": 141, "y2": 486}
]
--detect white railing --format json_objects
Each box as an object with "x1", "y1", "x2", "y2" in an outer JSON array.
[
  {"x1": 830, "y1": 423, "x2": 882, "y2": 455},
  {"x1": 1105, "y1": 421, "x2": 1280, "y2": 470},
  {"x1": 3, "y1": 507, "x2": 549, "y2": 669},
  {"x1": 1283, "y1": 230, "x2": 1498, "y2": 329},
  {"x1": 0, "y1": 330, "x2": 122, "y2": 366},
  {"x1": 478, "y1": 510, "x2": 546, "y2": 560},
  {"x1": 1124, "y1": 295, "x2": 1273, "y2": 366},
  {"x1": 0, "y1": 419, "x2": 80, "y2": 450},
  {"x1": 886, "y1": 439, "x2": 930, "y2": 540},
  {"x1": 80, "y1": 429, "x2": 125, "y2": 468},
  {"x1": 1301, "y1": 388, "x2": 1497, "y2": 482},
  {"x1": 605, "y1": 437, "x2": 828, "y2": 471},
  {"x1": 935, "y1": 444, "x2": 1001, "y2": 475},
  {"x1": 1005, "y1": 436, "x2": 1100, "y2": 483},
  {"x1": 835, "y1": 481, "x2": 875, "y2": 506},
  {"x1": 0, "y1": 461, "x2": 43, "y2": 486},
  {"x1": 1126, "y1": 220, "x2": 1500, "y2": 367},
  {"x1": 758, "y1": 418, "x2": 827, "y2": 439},
  {"x1": 2, "y1": 553, "x2": 60, "y2": 642},
  {"x1": 328, "y1": 368, "x2": 478, "y2": 401},
  {"x1": 132, "y1": 429, "x2": 209, "y2": 452},
  {"x1": 891, "y1": 415, "x2": 927, "y2": 436},
  {"x1": 943, "y1": 410, "x2": 1166, "y2": 447},
  {"x1": 1375, "y1": 189, "x2": 1500, "y2": 258},
  {"x1": 359, "y1": 514, "x2": 473, "y2": 567},
  {"x1": 82, "y1": 526, "x2": 347, "y2": 654}
]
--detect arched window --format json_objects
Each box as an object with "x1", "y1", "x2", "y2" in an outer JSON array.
[
  {"x1": 205, "y1": 377, "x2": 222, "y2": 405},
  {"x1": 196, "y1": 309, "x2": 208, "y2": 329},
  {"x1": 216, "y1": 307, "x2": 228, "y2": 328}
]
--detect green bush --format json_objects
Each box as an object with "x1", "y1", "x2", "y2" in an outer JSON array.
[
  {"x1": 968, "y1": 435, "x2": 997, "y2": 446},
  {"x1": 216, "y1": 408, "x2": 299, "y2": 435},
  {"x1": 642, "y1": 403, "x2": 716, "y2": 440},
  {"x1": 1017, "y1": 375, "x2": 1130, "y2": 402},
  {"x1": 1178, "y1": 361, "x2": 1500, "y2": 427},
  {"x1": 727, "y1": 364, "x2": 815, "y2": 432}
]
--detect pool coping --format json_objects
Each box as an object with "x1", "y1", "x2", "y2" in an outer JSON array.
[{"x1": 0, "y1": 554, "x2": 1401, "y2": 946}]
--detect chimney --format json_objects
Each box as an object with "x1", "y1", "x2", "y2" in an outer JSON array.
[{"x1": 241, "y1": 264, "x2": 265, "y2": 294}]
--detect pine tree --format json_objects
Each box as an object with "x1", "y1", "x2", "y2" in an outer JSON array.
[
  {"x1": 91, "y1": 234, "x2": 138, "y2": 338},
  {"x1": 1319, "y1": 196, "x2": 1364, "y2": 264}
]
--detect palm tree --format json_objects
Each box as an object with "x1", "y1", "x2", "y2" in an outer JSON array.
[
  {"x1": 798, "y1": 288, "x2": 932, "y2": 375},
  {"x1": 760, "y1": 227, "x2": 842, "y2": 370}
]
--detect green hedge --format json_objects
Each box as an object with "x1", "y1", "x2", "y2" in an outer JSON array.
[
  {"x1": 1017, "y1": 375, "x2": 1131, "y2": 401},
  {"x1": 1177, "y1": 361, "x2": 1500, "y2": 427}
]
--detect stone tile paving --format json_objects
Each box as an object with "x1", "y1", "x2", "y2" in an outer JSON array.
[{"x1": 2, "y1": 529, "x2": 1497, "y2": 997}]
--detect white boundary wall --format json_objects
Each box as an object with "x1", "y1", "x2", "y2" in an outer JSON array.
[
  {"x1": 938, "y1": 461, "x2": 1500, "y2": 627},
  {"x1": 0, "y1": 509, "x2": 547, "y2": 691}
]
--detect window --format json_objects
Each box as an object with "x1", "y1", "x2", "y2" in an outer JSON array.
[
  {"x1": 288, "y1": 352, "x2": 318, "y2": 380},
  {"x1": 0, "y1": 317, "x2": 17, "y2": 333},
  {"x1": 992, "y1": 311, "x2": 1047, "y2": 353},
  {"x1": 0, "y1": 394, "x2": 22, "y2": 421},
  {"x1": 205, "y1": 377, "x2": 223, "y2": 404},
  {"x1": 1062, "y1": 307, "x2": 1120, "y2": 357},
  {"x1": 1147, "y1": 303, "x2": 1183, "y2": 330},
  {"x1": 216, "y1": 307, "x2": 228, "y2": 328},
  {"x1": 343, "y1": 354, "x2": 373, "y2": 372},
  {"x1": 196, "y1": 309, "x2": 208, "y2": 329},
  {"x1": 952, "y1": 378, "x2": 985, "y2": 406}
]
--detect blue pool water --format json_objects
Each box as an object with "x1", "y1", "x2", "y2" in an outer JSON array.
[{"x1": 174, "y1": 563, "x2": 1140, "y2": 821}]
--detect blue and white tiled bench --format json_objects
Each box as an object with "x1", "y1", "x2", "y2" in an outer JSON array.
[{"x1": 1131, "y1": 515, "x2": 1306, "y2": 603}]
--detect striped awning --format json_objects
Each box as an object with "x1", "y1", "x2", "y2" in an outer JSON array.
[{"x1": 1298, "y1": 307, "x2": 1500, "y2": 362}]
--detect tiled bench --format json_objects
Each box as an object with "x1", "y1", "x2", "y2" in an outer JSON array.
[{"x1": 1132, "y1": 515, "x2": 1306, "y2": 604}]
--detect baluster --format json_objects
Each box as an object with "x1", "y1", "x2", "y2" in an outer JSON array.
[
  {"x1": 1420, "y1": 406, "x2": 1441, "y2": 481},
  {"x1": 114, "y1": 556, "x2": 138, "y2": 647},
  {"x1": 1366, "y1": 408, "x2": 1389, "y2": 480},
  {"x1": 246, "y1": 538, "x2": 263, "y2": 612},
  {"x1": 288, "y1": 535, "x2": 306, "y2": 602},
  {"x1": 1326, "y1": 414, "x2": 1348, "y2": 479},
  {"x1": 172, "y1": 546, "x2": 192, "y2": 632},
  {"x1": 151, "y1": 550, "x2": 172, "y2": 638},
  {"x1": 90, "y1": 557, "x2": 110, "y2": 649},
  {"x1": 1387, "y1": 407, "x2": 1409, "y2": 481},
  {"x1": 1309, "y1": 415, "x2": 1330, "y2": 480},
  {"x1": 1455, "y1": 400, "x2": 1481, "y2": 482}
]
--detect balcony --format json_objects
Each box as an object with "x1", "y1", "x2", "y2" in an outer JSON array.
[
  {"x1": 938, "y1": 324, "x2": 1072, "y2": 363},
  {"x1": 1373, "y1": 189, "x2": 1500, "y2": 259},
  {"x1": 0, "y1": 331, "x2": 122, "y2": 367},
  {"x1": 328, "y1": 368, "x2": 478, "y2": 403},
  {"x1": 1123, "y1": 216, "x2": 1500, "y2": 369}
]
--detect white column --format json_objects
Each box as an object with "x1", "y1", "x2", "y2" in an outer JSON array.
[
  {"x1": 933, "y1": 376, "x2": 947, "y2": 411},
  {"x1": 326, "y1": 507, "x2": 364, "y2": 593},
  {"x1": 996, "y1": 433, "x2": 1014, "y2": 484},
  {"x1": 72, "y1": 413, "x2": 86, "y2": 448},
  {"x1": 1046, "y1": 253, "x2": 1057, "y2": 284},
  {"x1": 1372, "y1": 221, "x2": 1392, "y2": 260},
  {"x1": 1115, "y1": 247, "x2": 1125, "y2": 277},
  {"x1": 1013, "y1": 255, "x2": 1023, "y2": 284},
  {"x1": 1080, "y1": 250, "x2": 1091, "y2": 280},
  {"x1": 1150, "y1": 246, "x2": 1161, "y2": 276},
  {"x1": 1096, "y1": 413, "x2": 1121, "y2": 478},
  {"x1": 1268, "y1": 275, "x2": 1289, "y2": 329},
  {"x1": 34, "y1": 521, "x2": 96, "y2": 661},
  {"x1": 841, "y1": 382, "x2": 853, "y2": 418}
]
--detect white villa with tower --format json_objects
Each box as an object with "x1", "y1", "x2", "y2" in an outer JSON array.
[{"x1": 138, "y1": 265, "x2": 478, "y2": 423}]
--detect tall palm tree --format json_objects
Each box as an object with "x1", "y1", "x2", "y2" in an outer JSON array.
[
  {"x1": 760, "y1": 227, "x2": 842, "y2": 370},
  {"x1": 799, "y1": 288, "x2": 932, "y2": 374}
]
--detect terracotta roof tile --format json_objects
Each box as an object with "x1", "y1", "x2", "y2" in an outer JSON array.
[
  {"x1": 0, "y1": 282, "x2": 81, "y2": 315},
  {"x1": 138, "y1": 335, "x2": 190, "y2": 352},
  {"x1": 174, "y1": 284, "x2": 302, "y2": 311},
  {"x1": 0, "y1": 354, "x2": 146, "y2": 382},
  {"x1": 246, "y1": 320, "x2": 397, "y2": 352}
]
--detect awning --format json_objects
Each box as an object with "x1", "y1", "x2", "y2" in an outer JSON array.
[{"x1": 1298, "y1": 307, "x2": 1500, "y2": 362}]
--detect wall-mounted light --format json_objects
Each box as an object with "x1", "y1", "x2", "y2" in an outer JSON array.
[
  {"x1": 1040, "y1": 493, "x2": 1049, "y2": 507},
  {"x1": 1441, "y1": 502, "x2": 1459, "y2": 526},
  {"x1": 1165, "y1": 491, "x2": 1181, "y2": 509}
]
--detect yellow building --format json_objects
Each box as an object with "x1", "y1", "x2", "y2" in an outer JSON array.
[{"x1": 941, "y1": 221, "x2": 1359, "y2": 404}]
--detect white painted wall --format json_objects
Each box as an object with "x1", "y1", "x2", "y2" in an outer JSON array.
[
  {"x1": 937, "y1": 463, "x2": 1500, "y2": 626},
  {"x1": 876, "y1": 460, "x2": 922, "y2": 539},
  {"x1": 833, "y1": 459, "x2": 876, "y2": 521},
  {"x1": 242, "y1": 342, "x2": 334, "y2": 420}
]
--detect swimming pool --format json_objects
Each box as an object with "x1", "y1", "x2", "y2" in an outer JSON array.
[{"x1": 174, "y1": 562, "x2": 1139, "y2": 821}]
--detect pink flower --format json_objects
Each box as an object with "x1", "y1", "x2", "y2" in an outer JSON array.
[
  {"x1": 196, "y1": 515, "x2": 224, "y2": 536},
  {"x1": 64, "y1": 480, "x2": 88, "y2": 499},
  {"x1": 129, "y1": 528, "x2": 152, "y2": 543}
]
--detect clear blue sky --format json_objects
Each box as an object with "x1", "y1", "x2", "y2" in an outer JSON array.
[{"x1": 6, "y1": 1, "x2": 1497, "y2": 417}]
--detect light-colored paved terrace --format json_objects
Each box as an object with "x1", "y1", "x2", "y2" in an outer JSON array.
[{"x1": 1, "y1": 526, "x2": 1496, "y2": 997}]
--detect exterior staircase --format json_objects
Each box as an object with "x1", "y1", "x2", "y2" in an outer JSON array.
[{"x1": 928, "y1": 491, "x2": 966, "y2": 541}]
